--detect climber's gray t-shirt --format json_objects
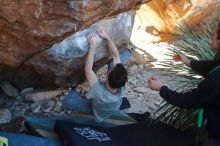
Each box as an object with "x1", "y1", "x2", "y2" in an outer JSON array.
[{"x1": 86, "y1": 81, "x2": 125, "y2": 122}]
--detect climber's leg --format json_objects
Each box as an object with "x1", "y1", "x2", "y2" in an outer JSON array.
[{"x1": 63, "y1": 89, "x2": 92, "y2": 113}]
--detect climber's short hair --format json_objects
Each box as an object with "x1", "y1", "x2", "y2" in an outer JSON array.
[{"x1": 108, "y1": 63, "x2": 128, "y2": 89}]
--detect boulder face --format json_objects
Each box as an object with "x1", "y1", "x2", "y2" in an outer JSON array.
[
  {"x1": 22, "y1": 12, "x2": 134, "y2": 89},
  {"x1": 0, "y1": 0, "x2": 150, "y2": 89},
  {"x1": 0, "y1": 11, "x2": 135, "y2": 89}
]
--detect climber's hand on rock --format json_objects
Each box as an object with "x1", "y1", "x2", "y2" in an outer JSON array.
[
  {"x1": 97, "y1": 27, "x2": 109, "y2": 39},
  {"x1": 87, "y1": 33, "x2": 96, "y2": 49}
]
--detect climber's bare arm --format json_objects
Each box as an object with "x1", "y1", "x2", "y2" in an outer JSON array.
[
  {"x1": 97, "y1": 27, "x2": 120, "y2": 65},
  {"x1": 85, "y1": 33, "x2": 98, "y2": 87}
]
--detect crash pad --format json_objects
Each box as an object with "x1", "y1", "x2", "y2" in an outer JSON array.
[
  {"x1": 0, "y1": 132, "x2": 62, "y2": 146},
  {"x1": 25, "y1": 113, "x2": 136, "y2": 140},
  {"x1": 55, "y1": 119, "x2": 195, "y2": 146}
]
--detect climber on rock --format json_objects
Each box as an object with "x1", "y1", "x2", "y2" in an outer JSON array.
[{"x1": 63, "y1": 27, "x2": 132, "y2": 122}]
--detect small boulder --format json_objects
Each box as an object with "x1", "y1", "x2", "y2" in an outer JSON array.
[
  {"x1": 0, "y1": 82, "x2": 19, "y2": 98},
  {"x1": 0, "y1": 109, "x2": 12, "y2": 124},
  {"x1": 134, "y1": 87, "x2": 148, "y2": 93},
  {"x1": 20, "y1": 87, "x2": 34, "y2": 96},
  {"x1": 25, "y1": 90, "x2": 61, "y2": 102}
]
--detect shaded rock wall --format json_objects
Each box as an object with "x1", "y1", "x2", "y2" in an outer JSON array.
[{"x1": 0, "y1": 0, "x2": 150, "y2": 89}]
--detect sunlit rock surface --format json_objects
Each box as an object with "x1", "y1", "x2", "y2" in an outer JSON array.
[{"x1": 131, "y1": 0, "x2": 219, "y2": 43}]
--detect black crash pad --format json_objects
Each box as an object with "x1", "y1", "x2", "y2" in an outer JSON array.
[{"x1": 55, "y1": 120, "x2": 195, "y2": 146}]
